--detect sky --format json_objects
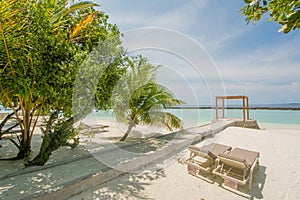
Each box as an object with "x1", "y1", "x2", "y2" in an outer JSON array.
[{"x1": 96, "y1": 0, "x2": 300, "y2": 106}]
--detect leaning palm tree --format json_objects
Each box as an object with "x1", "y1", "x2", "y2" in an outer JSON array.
[{"x1": 112, "y1": 56, "x2": 185, "y2": 141}]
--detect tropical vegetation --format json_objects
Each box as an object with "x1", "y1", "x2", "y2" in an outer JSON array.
[
  {"x1": 240, "y1": 0, "x2": 300, "y2": 33},
  {"x1": 0, "y1": 0, "x2": 184, "y2": 165},
  {"x1": 0, "y1": 0, "x2": 124, "y2": 165},
  {"x1": 112, "y1": 56, "x2": 184, "y2": 141}
]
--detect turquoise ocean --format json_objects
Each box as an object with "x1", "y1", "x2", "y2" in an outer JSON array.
[
  {"x1": 93, "y1": 108, "x2": 300, "y2": 129},
  {"x1": 2, "y1": 105, "x2": 299, "y2": 128}
]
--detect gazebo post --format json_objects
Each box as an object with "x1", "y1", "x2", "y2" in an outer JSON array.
[
  {"x1": 242, "y1": 96, "x2": 246, "y2": 122},
  {"x1": 216, "y1": 97, "x2": 219, "y2": 120},
  {"x1": 222, "y1": 98, "x2": 225, "y2": 118},
  {"x1": 246, "y1": 97, "x2": 249, "y2": 120}
]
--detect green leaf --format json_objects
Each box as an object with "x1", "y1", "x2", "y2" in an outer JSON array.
[{"x1": 267, "y1": 17, "x2": 273, "y2": 22}]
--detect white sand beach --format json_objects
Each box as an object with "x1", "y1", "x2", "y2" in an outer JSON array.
[
  {"x1": 1, "y1": 120, "x2": 300, "y2": 200},
  {"x1": 69, "y1": 123, "x2": 300, "y2": 200}
]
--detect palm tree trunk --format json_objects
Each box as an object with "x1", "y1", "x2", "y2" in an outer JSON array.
[{"x1": 120, "y1": 120, "x2": 135, "y2": 141}]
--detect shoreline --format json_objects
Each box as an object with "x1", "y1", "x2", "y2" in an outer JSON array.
[
  {"x1": 167, "y1": 106, "x2": 300, "y2": 110},
  {"x1": 258, "y1": 122, "x2": 300, "y2": 130}
]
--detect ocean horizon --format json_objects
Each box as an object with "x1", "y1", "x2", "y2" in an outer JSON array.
[
  {"x1": 91, "y1": 108, "x2": 300, "y2": 129},
  {"x1": 169, "y1": 102, "x2": 300, "y2": 109}
]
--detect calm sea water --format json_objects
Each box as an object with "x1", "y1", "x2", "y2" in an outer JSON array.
[
  {"x1": 1, "y1": 107, "x2": 299, "y2": 128},
  {"x1": 93, "y1": 109, "x2": 300, "y2": 128}
]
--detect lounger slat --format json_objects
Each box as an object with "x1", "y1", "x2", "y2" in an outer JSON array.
[{"x1": 228, "y1": 148, "x2": 259, "y2": 168}]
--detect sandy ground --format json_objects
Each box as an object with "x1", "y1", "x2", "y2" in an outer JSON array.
[
  {"x1": 70, "y1": 123, "x2": 300, "y2": 200},
  {"x1": 1, "y1": 120, "x2": 300, "y2": 200}
]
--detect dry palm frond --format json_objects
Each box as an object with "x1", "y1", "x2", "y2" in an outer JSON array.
[
  {"x1": 50, "y1": 1, "x2": 99, "y2": 28},
  {"x1": 68, "y1": 12, "x2": 97, "y2": 41}
]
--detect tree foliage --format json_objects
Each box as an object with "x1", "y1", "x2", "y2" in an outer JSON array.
[
  {"x1": 0, "y1": 0, "x2": 124, "y2": 165},
  {"x1": 240, "y1": 0, "x2": 300, "y2": 33},
  {"x1": 112, "y1": 56, "x2": 185, "y2": 141}
]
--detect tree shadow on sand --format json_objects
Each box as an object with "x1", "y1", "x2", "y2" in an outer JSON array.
[
  {"x1": 72, "y1": 168, "x2": 167, "y2": 200},
  {"x1": 115, "y1": 131, "x2": 178, "y2": 154}
]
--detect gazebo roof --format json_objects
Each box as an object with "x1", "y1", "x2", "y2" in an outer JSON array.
[{"x1": 216, "y1": 95, "x2": 248, "y2": 99}]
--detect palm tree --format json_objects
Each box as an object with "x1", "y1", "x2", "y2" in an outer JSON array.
[{"x1": 112, "y1": 56, "x2": 185, "y2": 141}]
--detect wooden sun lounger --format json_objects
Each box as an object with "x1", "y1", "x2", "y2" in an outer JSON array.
[
  {"x1": 212, "y1": 147, "x2": 260, "y2": 193},
  {"x1": 187, "y1": 143, "x2": 232, "y2": 176}
]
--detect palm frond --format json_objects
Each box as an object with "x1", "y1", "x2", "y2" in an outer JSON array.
[
  {"x1": 129, "y1": 82, "x2": 184, "y2": 129},
  {"x1": 143, "y1": 111, "x2": 183, "y2": 131},
  {"x1": 161, "y1": 112, "x2": 183, "y2": 132},
  {"x1": 65, "y1": 1, "x2": 99, "y2": 15},
  {"x1": 50, "y1": 1, "x2": 99, "y2": 27},
  {"x1": 68, "y1": 12, "x2": 98, "y2": 41},
  {"x1": 136, "y1": 82, "x2": 185, "y2": 109},
  {"x1": 0, "y1": 0, "x2": 23, "y2": 71}
]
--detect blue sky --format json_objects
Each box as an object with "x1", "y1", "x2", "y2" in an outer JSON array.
[{"x1": 97, "y1": 0, "x2": 300, "y2": 105}]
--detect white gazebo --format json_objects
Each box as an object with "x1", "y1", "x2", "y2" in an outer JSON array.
[{"x1": 215, "y1": 95, "x2": 249, "y2": 122}]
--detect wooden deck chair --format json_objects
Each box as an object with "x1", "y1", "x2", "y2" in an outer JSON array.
[
  {"x1": 187, "y1": 143, "x2": 232, "y2": 176},
  {"x1": 212, "y1": 147, "x2": 259, "y2": 193}
]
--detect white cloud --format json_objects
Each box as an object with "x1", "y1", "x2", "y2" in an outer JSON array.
[
  {"x1": 121, "y1": 28, "x2": 226, "y2": 105},
  {"x1": 100, "y1": 0, "x2": 300, "y2": 104},
  {"x1": 291, "y1": 82, "x2": 300, "y2": 86}
]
